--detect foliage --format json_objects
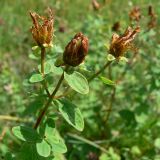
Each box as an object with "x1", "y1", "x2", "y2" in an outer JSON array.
[{"x1": 0, "y1": 0, "x2": 160, "y2": 160}]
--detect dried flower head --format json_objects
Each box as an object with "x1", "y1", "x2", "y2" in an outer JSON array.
[
  {"x1": 148, "y1": 5, "x2": 154, "y2": 17},
  {"x1": 109, "y1": 26, "x2": 140, "y2": 59},
  {"x1": 30, "y1": 8, "x2": 54, "y2": 47},
  {"x1": 92, "y1": 0, "x2": 100, "y2": 11},
  {"x1": 129, "y1": 7, "x2": 141, "y2": 22},
  {"x1": 63, "y1": 32, "x2": 89, "y2": 67},
  {"x1": 59, "y1": 25, "x2": 65, "y2": 33},
  {"x1": 112, "y1": 22, "x2": 120, "y2": 32},
  {"x1": 148, "y1": 5, "x2": 157, "y2": 30}
]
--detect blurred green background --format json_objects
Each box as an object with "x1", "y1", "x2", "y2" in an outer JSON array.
[{"x1": 0, "y1": 0, "x2": 160, "y2": 159}]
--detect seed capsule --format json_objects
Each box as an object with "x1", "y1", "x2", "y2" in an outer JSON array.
[
  {"x1": 63, "y1": 32, "x2": 89, "y2": 67},
  {"x1": 129, "y1": 7, "x2": 141, "y2": 22},
  {"x1": 109, "y1": 26, "x2": 140, "y2": 59},
  {"x1": 30, "y1": 8, "x2": 54, "y2": 47}
]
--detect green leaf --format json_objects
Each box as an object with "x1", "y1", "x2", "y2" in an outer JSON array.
[
  {"x1": 107, "y1": 54, "x2": 115, "y2": 61},
  {"x1": 53, "y1": 153, "x2": 65, "y2": 160},
  {"x1": 155, "y1": 138, "x2": 160, "y2": 149},
  {"x1": 29, "y1": 53, "x2": 39, "y2": 60},
  {"x1": 119, "y1": 56, "x2": 128, "y2": 63},
  {"x1": 29, "y1": 73, "x2": 43, "y2": 83},
  {"x1": 44, "y1": 118, "x2": 67, "y2": 154},
  {"x1": 135, "y1": 113, "x2": 148, "y2": 124},
  {"x1": 99, "y1": 76, "x2": 115, "y2": 86},
  {"x1": 56, "y1": 99, "x2": 84, "y2": 131},
  {"x1": 44, "y1": 118, "x2": 60, "y2": 144},
  {"x1": 4, "y1": 153, "x2": 14, "y2": 160},
  {"x1": 32, "y1": 45, "x2": 39, "y2": 51},
  {"x1": 36, "y1": 139, "x2": 51, "y2": 157},
  {"x1": 38, "y1": 118, "x2": 67, "y2": 154},
  {"x1": 17, "y1": 143, "x2": 48, "y2": 160},
  {"x1": 119, "y1": 109, "x2": 135, "y2": 124},
  {"x1": 64, "y1": 71, "x2": 89, "y2": 94},
  {"x1": 50, "y1": 138, "x2": 67, "y2": 154},
  {"x1": 51, "y1": 64, "x2": 63, "y2": 75},
  {"x1": 12, "y1": 126, "x2": 41, "y2": 142},
  {"x1": 100, "y1": 147, "x2": 120, "y2": 160},
  {"x1": 38, "y1": 62, "x2": 52, "y2": 75},
  {"x1": 131, "y1": 146, "x2": 141, "y2": 156},
  {"x1": 45, "y1": 59, "x2": 63, "y2": 75}
]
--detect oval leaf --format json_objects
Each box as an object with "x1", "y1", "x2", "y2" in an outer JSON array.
[
  {"x1": 50, "y1": 138, "x2": 67, "y2": 154},
  {"x1": 36, "y1": 140, "x2": 51, "y2": 157},
  {"x1": 99, "y1": 76, "x2": 115, "y2": 86},
  {"x1": 53, "y1": 153, "x2": 65, "y2": 160},
  {"x1": 17, "y1": 143, "x2": 50, "y2": 160},
  {"x1": 45, "y1": 59, "x2": 63, "y2": 75},
  {"x1": 55, "y1": 99, "x2": 84, "y2": 131},
  {"x1": 107, "y1": 54, "x2": 115, "y2": 61},
  {"x1": 44, "y1": 118, "x2": 59, "y2": 144},
  {"x1": 64, "y1": 71, "x2": 89, "y2": 94},
  {"x1": 29, "y1": 73, "x2": 43, "y2": 83},
  {"x1": 40, "y1": 118, "x2": 67, "y2": 154},
  {"x1": 51, "y1": 65, "x2": 63, "y2": 75},
  {"x1": 12, "y1": 126, "x2": 41, "y2": 142}
]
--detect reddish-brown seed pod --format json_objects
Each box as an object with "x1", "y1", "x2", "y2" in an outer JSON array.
[
  {"x1": 30, "y1": 8, "x2": 54, "y2": 47},
  {"x1": 63, "y1": 32, "x2": 89, "y2": 67},
  {"x1": 109, "y1": 26, "x2": 140, "y2": 58}
]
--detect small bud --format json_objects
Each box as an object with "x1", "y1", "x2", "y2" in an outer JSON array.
[
  {"x1": 109, "y1": 26, "x2": 140, "y2": 59},
  {"x1": 63, "y1": 32, "x2": 89, "y2": 67},
  {"x1": 30, "y1": 8, "x2": 54, "y2": 48}
]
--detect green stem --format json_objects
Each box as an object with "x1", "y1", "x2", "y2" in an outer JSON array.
[
  {"x1": 105, "y1": 87, "x2": 116, "y2": 123},
  {"x1": 34, "y1": 69, "x2": 65, "y2": 129},
  {"x1": 67, "y1": 133, "x2": 107, "y2": 153},
  {"x1": 104, "y1": 54, "x2": 137, "y2": 123},
  {"x1": 41, "y1": 47, "x2": 45, "y2": 77},
  {"x1": 41, "y1": 47, "x2": 50, "y2": 97},
  {"x1": 88, "y1": 61, "x2": 112, "y2": 82}
]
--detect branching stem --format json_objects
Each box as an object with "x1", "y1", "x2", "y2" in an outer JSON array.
[
  {"x1": 34, "y1": 70, "x2": 65, "y2": 129},
  {"x1": 34, "y1": 59, "x2": 112, "y2": 129}
]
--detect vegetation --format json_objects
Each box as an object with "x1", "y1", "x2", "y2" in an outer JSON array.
[{"x1": 0, "y1": 0, "x2": 160, "y2": 160}]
